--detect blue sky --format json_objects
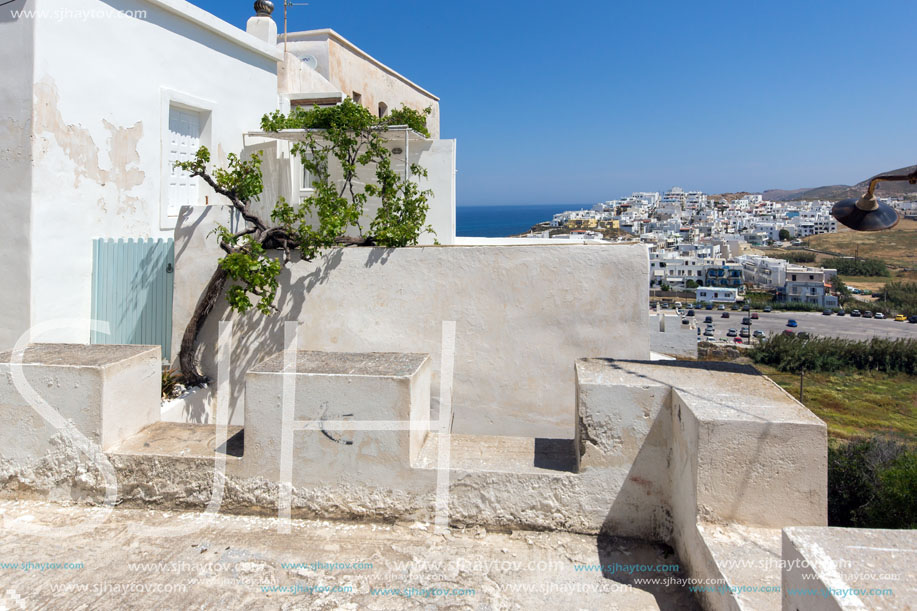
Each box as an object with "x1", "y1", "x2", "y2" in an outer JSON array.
[{"x1": 190, "y1": 0, "x2": 917, "y2": 206}]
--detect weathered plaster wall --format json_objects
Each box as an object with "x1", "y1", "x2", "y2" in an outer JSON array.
[
  {"x1": 283, "y1": 30, "x2": 441, "y2": 138},
  {"x1": 27, "y1": 0, "x2": 280, "y2": 343},
  {"x1": 171, "y1": 215, "x2": 650, "y2": 436},
  {"x1": 0, "y1": 1, "x2": 35, "y2": 350}
]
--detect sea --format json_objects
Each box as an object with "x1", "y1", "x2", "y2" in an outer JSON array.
[{"x1": 456, "y1": 204, "x2": 591, "y2": 238}]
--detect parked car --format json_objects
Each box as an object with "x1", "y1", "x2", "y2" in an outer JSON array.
[
  {"x1": 740, "y1": 328, "x2": 750, "y2": 338},
  {"x1": 731, "y1": 304, "x2": 740, "y2": 311},
  {"x1": 763, "y1": 306, "x2": 772, "y2": 313},
  {"x1": 850, "y1": 310, "x2": 862, "y2": 317},
  {"x1": 742, "y1": 304, "x2": 751, "y2": 311},
  {"x1": 908, "y1": 315, "x2": 917, "y2": 323},
  {"x1": 783, "y1": 329, "x2": 795, "y2": 335},
  {"x1": 797, "y1": 332, "x2": 811, "y2": 339},
  {"x1": 750, "y1": 312, "x2": 759, "y2": 320},
  {"x1": 661, "y1": 302, "x2": 671, "y2": 309},
  {"x1": 863, "y1": 310, "x2": 874, "y2": 319},
  {"x1": 681, "y1": 318, "x2": 691, "y2": 325},
  {"x1": 704, "y1": 316, "x2": 714, "y2": 324},
  {"x1": 734, "y1": 337, "x2": 743, "y2": 344},
  {"x1": 705, "y1": 304, "x2": 714, "y2": 310},
  {"x1": 704, "y1": 329, "x2": 714, "y2": 337},
  {"x1": 721, "y1": 312, "x2": 730, "y2": 318},
  {"x1": 753, "y1": 330, "x2": 765, "y2": 338},
  {"x1": 674, "y1": 302, "x2": 683, "y2": 308},
  {"x1": 742, "y1": 317, "x2": 752, "y2": 325},
  {"x1": 727, "y1": 329, "x2": 738, "y2": 337},
  {"x1": 787, "y1": 319, "x2": 798, "y2": 327},
  {"x1": 875, "y1": 312, "x2": 885, "y2": 320},
  {"x1": 836, "y1": 310, "x2": 846, "y2": 316},
  {"x1": 686, "y1": 310, "x2": 695, "y2": 317},
  {"x1": 822, "y1": 309, "x2": 833, "y2": 316},
  {"x1": 717, "y1": 304, "x2": 726, "y2": 311},
  {"x1": 895, "y1": 314, "x2": 908, "y2": 322}
]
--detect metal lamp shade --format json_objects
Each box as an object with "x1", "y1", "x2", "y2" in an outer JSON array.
[{"x1": 832, "y1": 198, "x2": 900, "y2": 232}]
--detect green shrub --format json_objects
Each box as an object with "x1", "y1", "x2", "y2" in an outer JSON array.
[
  {"x1": 750, "y1": 334, "x2": 917, "y2": 374},
  {"x1": 884, "y1": 282, "x2": 917, "y2": 315},
  {"x1": 828, "y1": 437, "x2": 917, "y2": 529},
  {"x1": 824, "y1": 257, "x2": 890, "y2": 277},
  {"x1": 773, "y1": 251, "x2": 816, "y2": 263}
]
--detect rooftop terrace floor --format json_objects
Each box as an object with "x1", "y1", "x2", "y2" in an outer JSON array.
[{"x1": 0, "y1": 500, "x2": 699, "y2": 610}]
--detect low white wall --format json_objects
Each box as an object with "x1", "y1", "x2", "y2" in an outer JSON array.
[
  {"x1": 0, "y1": 344, "x2": 160, "y2": 460},
  {"x1": 0, "y1": 2, "x2": 35, "y2": 350},
  {"x1": 173, "y1": 207, "x2": 650, "y2": 437},
  {"x1": 649, "y1": 313, "x2": 697, "y2": 358}
]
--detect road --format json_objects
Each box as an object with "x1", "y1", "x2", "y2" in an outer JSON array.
[{"x1": 671, "y1": 310, "x2": 917, "y2": 343}]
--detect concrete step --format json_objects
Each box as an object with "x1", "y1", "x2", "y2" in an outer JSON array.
[
  {"x1": 697, "y1": 522, "x2": 783, "y2": 611},
  {"x1": 109, "y1": 421, "x2": 244, "y2": 459},
  {"x1": 414, "y1": 432, "x2": 577, "y2": 474}
]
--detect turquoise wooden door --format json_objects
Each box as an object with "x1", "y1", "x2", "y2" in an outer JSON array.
[{"x1": 91, "y1": 238, "x2": 175, "y2": 361}]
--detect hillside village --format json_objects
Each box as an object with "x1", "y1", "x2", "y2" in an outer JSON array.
[{"x1": 529, "y1": 187, "x2": 917, "y2": 307}]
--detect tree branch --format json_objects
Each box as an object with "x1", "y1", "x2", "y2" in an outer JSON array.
[{"x1": 193, "y1": 170, "x2": 268, "y2": 232}]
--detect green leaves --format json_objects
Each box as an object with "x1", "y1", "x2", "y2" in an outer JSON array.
[
  {"x1": 196, "y1": 100, "x2": 435, "y2": 317},
  {"x1": 218, "y1": 236, "x2": 282, "y2": 315}
]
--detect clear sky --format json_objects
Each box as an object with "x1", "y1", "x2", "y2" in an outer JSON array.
[{"x1": 190, "y1": 0, "x2": 917, "y2": 206}]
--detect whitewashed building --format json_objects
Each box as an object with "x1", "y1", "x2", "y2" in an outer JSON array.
[
  {"x1": 0, "y1": 0, "x2": 457, "y2": 352},
  {"x1": 695, "y1": 287, "x2": 739, "y2": 304}
]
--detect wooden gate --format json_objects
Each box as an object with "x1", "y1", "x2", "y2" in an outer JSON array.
[{"x1": 90, "y1": 238, "x2": 174, "y2": 361}]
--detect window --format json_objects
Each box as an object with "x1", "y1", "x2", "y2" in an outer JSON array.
[
  {"x1": 352, "y1": 91, "x2": 362, "y2": 106},
  {"x1": 378, "y1": 102, "x2": 388, "y2": 118},
  {"x1": 167, "y1": 106, "x2": 203, "y2": 216},
  {"x1": 302, "y1": 162, "x2": 313, "y2": 192}
]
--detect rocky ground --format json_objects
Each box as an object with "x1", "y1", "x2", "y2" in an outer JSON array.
[{"x1": 0, "y1": 500, "x2": 699, "y2": 610}]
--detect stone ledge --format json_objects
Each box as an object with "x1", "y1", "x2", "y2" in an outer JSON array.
[
  {"x1": 249, "y1": 351, "x2": 430, "y2": 377},
  {"x1": 0, "y1": 344, "x2": 161, "y2": 369},
  {"x1": 783, "y1": 527, "x2": 917, "y2": 611}
]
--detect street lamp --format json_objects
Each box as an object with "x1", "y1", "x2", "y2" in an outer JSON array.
[{"x1": 832, "y1": 167, "x2": 917, "y2": 231}]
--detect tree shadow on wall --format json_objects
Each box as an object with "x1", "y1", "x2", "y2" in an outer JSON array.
[{"x1": 195, "y1": 250, "x2": 345, "y2": 425}]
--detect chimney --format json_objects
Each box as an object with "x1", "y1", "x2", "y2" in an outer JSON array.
[{"x1": 247, "y1": 0, "x2": 277, "y2": 46}]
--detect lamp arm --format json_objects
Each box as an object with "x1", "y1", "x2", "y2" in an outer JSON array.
[{"x1": 864, "y1": 167, "x2": 917, "y2": 199}]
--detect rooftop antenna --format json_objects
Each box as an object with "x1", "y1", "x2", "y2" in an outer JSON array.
[{"x1": 283, "y1": 0, "x2": 309, "y2": 55}]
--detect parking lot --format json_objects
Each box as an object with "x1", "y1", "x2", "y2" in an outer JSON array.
[{"x1": 659, "y1": 307, "x2": 917, "y2": 343}]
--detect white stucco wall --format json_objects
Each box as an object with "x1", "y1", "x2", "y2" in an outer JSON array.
[
  {"x1": 172, "y1": 208, "x2": 649, "y2": 437},
  {"x1": 0, "y1": 1, "x2": 35, "y2": 350},
  {"x1": 26, "y1": 0, "x2": 281, "y2": 343}
]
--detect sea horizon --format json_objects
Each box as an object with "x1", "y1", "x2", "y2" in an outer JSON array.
[{"x1": 456, "y1": 203, "x2": 593, "y2": 238}]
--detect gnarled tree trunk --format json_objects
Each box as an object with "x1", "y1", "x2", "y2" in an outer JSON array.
[{"x1": 179, "y1": 266, "x2": 229, "y2": 386}]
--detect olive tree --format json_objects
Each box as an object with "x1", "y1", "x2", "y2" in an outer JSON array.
[{"x1": 175, "y1": 100, "x2": 434, "y2": 384}]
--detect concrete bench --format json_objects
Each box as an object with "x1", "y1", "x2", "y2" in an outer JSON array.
[
  {"x1": 242, "y1": 351, "x2": 432, "y2": 489},
  {"x1": 0, "y1": 344, "x2": 161, "y2": 459}
]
